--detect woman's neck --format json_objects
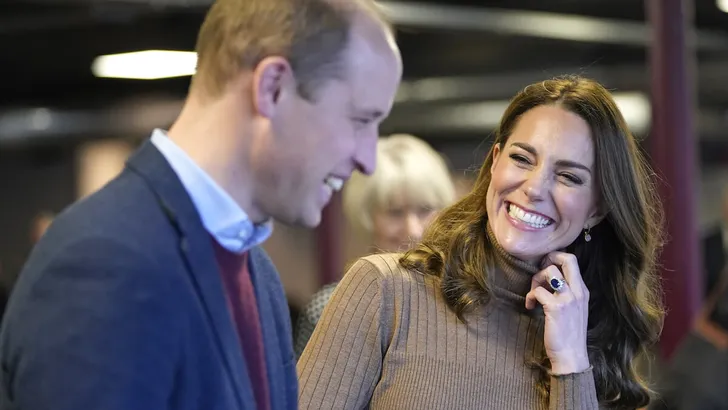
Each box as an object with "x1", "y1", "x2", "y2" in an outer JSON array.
[{"x1": 486, "y1": 224, "x2": 540, "y2": 307}]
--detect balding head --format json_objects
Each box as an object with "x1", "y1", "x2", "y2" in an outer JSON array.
[{"x1": 192, "y1": 0, "x2": 396, "y2": 102}]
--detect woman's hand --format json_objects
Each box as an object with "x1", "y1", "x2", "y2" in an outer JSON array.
[{"x1": 525, "y1": 251, "x2": 590, "y2": 375}]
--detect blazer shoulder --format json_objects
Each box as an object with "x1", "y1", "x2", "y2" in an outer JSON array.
[
  {"x1": 36, "y1": 218, "x2": 166, "y2": 274},
  {"x1": 43, "y1": 174, "x2": 178, "y2": 259},
  {"x1": 22, "y1": 234, "x2": 168, "y2": 296}
]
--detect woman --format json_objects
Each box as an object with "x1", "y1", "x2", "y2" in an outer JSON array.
[
  {"x1": 297, "y1": 76, "x2": 665, "y2": 409},
  {"x1": 293, "y1": 133, "x2": 456, "y2": 358}
]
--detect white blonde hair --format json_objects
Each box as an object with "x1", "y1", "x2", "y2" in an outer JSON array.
[{"x1": 343, "y1": 133, "x2": 456, "y2": 232}]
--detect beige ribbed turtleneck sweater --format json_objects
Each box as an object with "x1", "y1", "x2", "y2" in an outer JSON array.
[{"x1": 297, "y1": 234, "x2": 600, "y2": 409}]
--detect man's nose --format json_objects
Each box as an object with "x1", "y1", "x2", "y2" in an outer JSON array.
[{"x1": 354, "y1": 130, "x2": 378, "y2": 176}]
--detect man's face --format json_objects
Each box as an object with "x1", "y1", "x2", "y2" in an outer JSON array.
[{"x1": 253, "y1": 26, "x2": 402, "y2": 227}]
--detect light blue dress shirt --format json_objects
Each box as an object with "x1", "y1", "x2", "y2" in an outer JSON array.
[{"x1": 150, "y1": 129, "x2": 272, "y2": 254}]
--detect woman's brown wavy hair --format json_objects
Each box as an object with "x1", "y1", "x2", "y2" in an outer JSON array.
[{"x1": 400, "y1": 75, "x2": 665, "y2": 409}]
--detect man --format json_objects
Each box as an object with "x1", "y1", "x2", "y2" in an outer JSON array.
[{"x1": 0, "y1": 0, "x2": 402, "y2": 409}]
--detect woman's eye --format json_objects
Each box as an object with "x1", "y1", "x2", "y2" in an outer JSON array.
[{"x1": 560, "y1": 173, "x2": 583, "y2": 185}]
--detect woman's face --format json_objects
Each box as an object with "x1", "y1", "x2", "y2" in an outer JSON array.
[
  {"x1": 371, "y1": 194, "x2": 437, "y2": 252},
  {"x1": 486, "y1": 104, "x2": 602, "y2": 263}
]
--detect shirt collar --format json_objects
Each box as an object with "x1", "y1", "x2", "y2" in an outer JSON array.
[{"x1": 150, "y1": 129, "x2": 272, "y2": 253}]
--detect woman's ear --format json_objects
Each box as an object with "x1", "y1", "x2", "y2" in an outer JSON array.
[
  {"x1": 585, "y1": 209, "x2": 606, "y2": 230},
  {"x1": 490, "y1": 143, "x2": 503, "y2": 174}
]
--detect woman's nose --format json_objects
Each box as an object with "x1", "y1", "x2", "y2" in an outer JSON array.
[{"x1": 521, "y1": 170, "x2": 549, "y2": 201}]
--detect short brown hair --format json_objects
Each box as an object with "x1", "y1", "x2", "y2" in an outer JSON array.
[
  {"x1": 401, "y1": 75, "x2": 665, "y2": 409},
  {"x1": 192, "y1": 0, "x2": 391, "y2": 101}
]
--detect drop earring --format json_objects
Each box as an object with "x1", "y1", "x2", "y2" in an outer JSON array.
[{"x1": 584, "y1": 227, "x2": 592, "y2": 242}]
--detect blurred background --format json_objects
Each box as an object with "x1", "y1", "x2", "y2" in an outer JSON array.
[{"x1": 1, "y1": 0, "x2": 728, "y2": 403}]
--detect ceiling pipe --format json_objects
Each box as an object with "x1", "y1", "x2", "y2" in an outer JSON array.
[{"x1": 10, "y1": 1, "x2": 728, "y2": 50}]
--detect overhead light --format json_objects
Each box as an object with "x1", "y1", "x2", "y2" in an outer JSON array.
[
  {"x1": 91, "y1": 50, "x2": 197, "y2": 80},
  {"x1": 387, "y1": 92, "x2": 650, "y2": 135},
  {"x1": 451, "y1": 92, "x2": 649, "y2": 133},
  {"x1": 718, "y1": 0, "x2": 728, "y2": 13},
  {"x1": 612, "y1": 92, "x2": 651, "y2": 134}
]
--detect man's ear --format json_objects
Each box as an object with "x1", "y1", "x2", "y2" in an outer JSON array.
[{"x1": 250, "y1": 56, "x2": 294, "y2": 119}]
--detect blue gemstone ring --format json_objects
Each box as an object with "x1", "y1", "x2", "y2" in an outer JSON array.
[{"x1": 549, "y1": 277, "x2": 567, "y2": 292}]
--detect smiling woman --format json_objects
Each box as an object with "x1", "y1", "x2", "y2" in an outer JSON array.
[
  {"x1": 400, "y1": 75, "x2": 664, "y2": 408},
  {"x1": 487, "y1": 104, "x2": 602, "y2": 263},
  {"x1": 297, "y1": 75, "x2": 665, "y2": 410}
]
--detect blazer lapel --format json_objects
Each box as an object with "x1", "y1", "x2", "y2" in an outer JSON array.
[
  {"x1": 126, "y1": 141, "x2": 254, "y2": 409},
  {"x1": 248, "y1": 256, "x2": 278, "y2": 407},
  {"x1": 249, "y1": 248, "x2": 296, "y2": 410}
]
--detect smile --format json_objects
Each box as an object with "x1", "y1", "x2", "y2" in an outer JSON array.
[
  {"x1": 506, "y1": 202, "x2": 554, "y2": 229},
  {"x1": 324, "y1": 176, "x2": 344, "y2": 192}
]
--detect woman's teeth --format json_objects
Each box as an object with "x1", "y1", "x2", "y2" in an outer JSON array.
[{"x1": 507, "y1": 203, "x2": 552, "y2": 228}]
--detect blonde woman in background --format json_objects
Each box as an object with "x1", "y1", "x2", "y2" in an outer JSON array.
[{"x1": 293, "y1": 134, "x2": 456, "y2": 358}]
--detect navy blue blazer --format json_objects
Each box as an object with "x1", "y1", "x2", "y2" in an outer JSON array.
[{"x1": 0, "y1": 141, "x2": 298, "y2": 410}]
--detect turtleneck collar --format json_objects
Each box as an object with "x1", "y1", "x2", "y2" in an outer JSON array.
[{"x1": 486, "y1": 223, "x2": 540, "y2": 308}]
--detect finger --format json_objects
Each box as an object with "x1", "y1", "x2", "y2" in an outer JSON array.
[
  {"x1": 531, "y1": 265, "x2": 567, "y2": 293},
  {"x1": 525, "y1": 286, "x2": 556, "y2": 310},
  {"x1": 544, "y1": 252, "x2": 586, "y2": 297}
]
